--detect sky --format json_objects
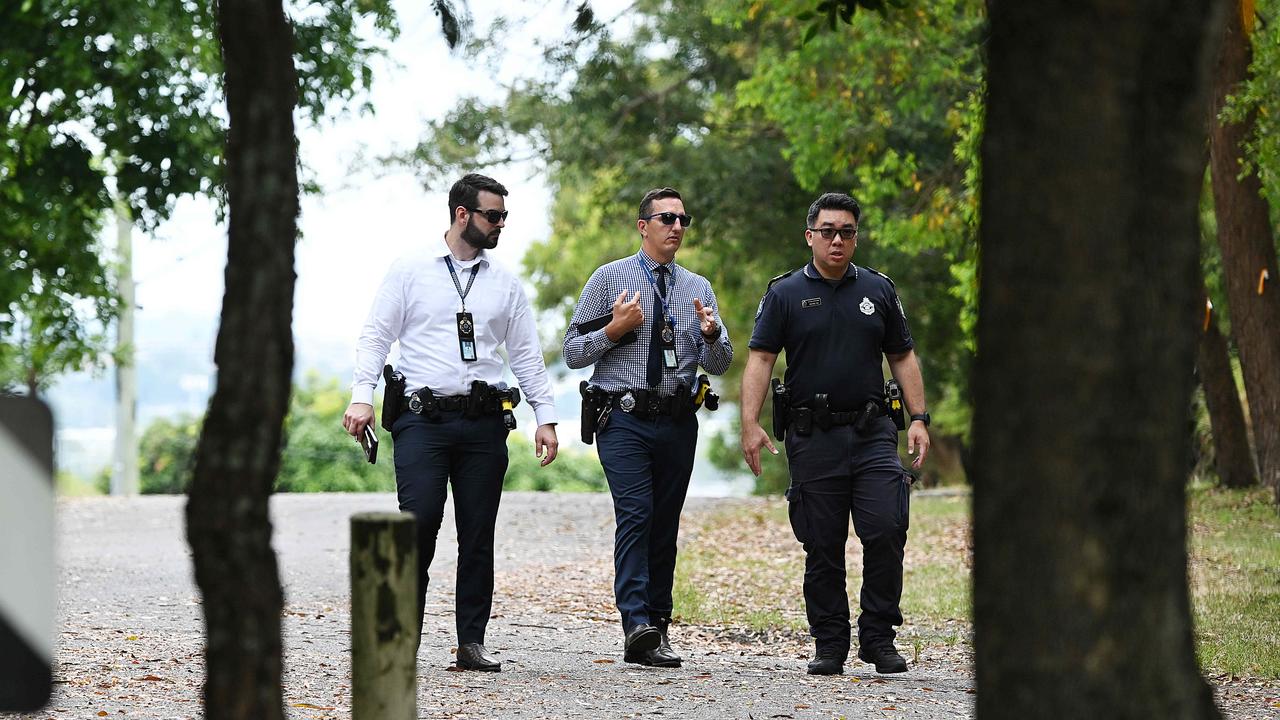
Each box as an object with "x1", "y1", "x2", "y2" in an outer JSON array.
[{"x1": 51, "y1": 0, "x2": 754, "y2": 495}]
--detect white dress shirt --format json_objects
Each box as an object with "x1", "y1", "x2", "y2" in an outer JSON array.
[{"x1": 351, "y1": 238, "x2": 557, "y2": 427}]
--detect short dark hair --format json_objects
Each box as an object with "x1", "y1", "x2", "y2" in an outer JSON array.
[
  {"x1": 448, "y1": 173, "x2": 508, "y2": 222},
  {"x1": 638, "y1": 187, "x2": 682, "y2": 219},
  {"x1": 806, "y1": 192, "x2": 861, "y2": 227}
]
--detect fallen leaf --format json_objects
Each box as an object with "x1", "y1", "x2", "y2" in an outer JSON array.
[
  {"x1": 592, "y1": 659, "x2": 615, "y2": 664},
  {"x1": 125, "y1": 636, "x2": 138, "y2": 641},
  {"x1": 98, "y1": 713, "x2": 108, "y2": 717},
  {"x1": 882, "y1": 707, "x2": 897, "y2": 711},
  {"x1": 291, "y1": 702, "x2": 336, "y2": 710},
  {"x1": 138, "y1": 675, "x2": 166, "y2": 682}
]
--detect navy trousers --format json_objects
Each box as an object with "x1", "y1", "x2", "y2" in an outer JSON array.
[
  {"x1": 595, "y1": 410, "x2": 698, "y2": 632},
  {"x1": 391, "y1": 409, "x2": 509, "y2": 645},
  {"x1": 784, "y1": 415, "x2": 911, "y2": 658}
]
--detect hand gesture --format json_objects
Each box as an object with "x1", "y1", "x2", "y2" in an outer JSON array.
[
  {"x1": 693, "y1": 298, "x2": 718, "y2": 338},
  {"x1": 534, "y1": 424, "x2": 559, "y2": 467},
  {"x1": 907, "y1": 423, "x2": 930, "y2": 469},
  {"x1": 608, "y1": 289, "x2": 645, "y2": 338},
  {"x1": 740, "y1": 423, "x2": 779, "y2": 477}
]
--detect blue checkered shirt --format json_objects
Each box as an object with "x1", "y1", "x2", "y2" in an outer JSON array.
[{"x1": 563, "y1": 250, "x2": 733, "y2": 394}]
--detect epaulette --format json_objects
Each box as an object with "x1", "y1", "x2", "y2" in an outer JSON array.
[
  {"x1": 864, "y1": 266, "x2": 896, "y2": 288},
  {"x1": 767, "y1": 269, "x2": 797, "y2": 289}
]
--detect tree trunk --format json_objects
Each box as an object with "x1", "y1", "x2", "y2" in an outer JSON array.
[
  {"x1": 1208, "y1": 1, "x2": 1280, "y2": 505},
  {"x1": 973, "y1": 2, "x2": 1224, "y2": 719},
  {"x1": 1196, "y1": 286, "x2": 1257, "y2": 488},
  {"x1": 185, "y1": 0, "x2": 299, "y2": 718}
]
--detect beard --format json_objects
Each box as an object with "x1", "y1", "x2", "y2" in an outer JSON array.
[{"x1": 462, "y1": 217, "x2": 499, "y2": 250}]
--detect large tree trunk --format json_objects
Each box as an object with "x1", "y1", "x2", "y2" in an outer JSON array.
[
  {"x1": 185, "y1": 0, "x2": 299, "y2": 718},
  {"x1": 1208, "y1": 1, "x2": 1280, "y2": 505},
  {"x1": 973, "y1": 2, "x2": 1224, "y2": 719},
  {"x1": 1196, "y1": 284, "x2": 1257, "y2": 488}
]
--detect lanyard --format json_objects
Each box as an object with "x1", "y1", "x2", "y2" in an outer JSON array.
[
  {"x1": 444, "y1": 257, "x2": 479, "y2": 312},
  {"x1": 637, "y1": 256, "x2": 675, "y2": 327}
]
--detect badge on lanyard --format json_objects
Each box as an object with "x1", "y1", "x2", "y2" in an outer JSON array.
[
  {"x1": 457, "y1": 312, "x2": 477, "y2": 362},
  {"x1": 661, "y1": 320, "x2": 677, "y2": 368},
  {"x1": 445, "y1": 256, "x2": 480, "y2": 363}
]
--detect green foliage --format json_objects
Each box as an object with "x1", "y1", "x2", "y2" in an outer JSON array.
[
  {"x1": 1225, "y1": 0, "x2": 1280, "y2": 222},
  {"x1": 397, "y1": 0, "x2": 984, "y2": 491},
  {"x1": 0, "y1": 0, "x2": 398, "y2": 390},
  {"x1": 139, "y1": 413, "x2": 202, "y2": 493},
  {"x1": 137, "y1": 374, "x2": 607, "y2": 494},
  {"x1": 504, "y1": 438, "x2": 607, "y2": 493}
]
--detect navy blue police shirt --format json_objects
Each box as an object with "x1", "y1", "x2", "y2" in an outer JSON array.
[{"x1": 749, "y1": 262, "x2": 913, "y2": 411}]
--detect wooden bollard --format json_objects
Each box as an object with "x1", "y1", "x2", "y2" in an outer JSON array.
[{"x1": 350, "y1": 512, "x2": 418, "y2": 720}]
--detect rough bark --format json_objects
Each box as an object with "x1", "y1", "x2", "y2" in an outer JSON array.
[
  {"x1": 973, "y1": 2, "x2": 1224, "y2": 719},
  {"x1": 1208, "y1": 1, "x2": 1280, "y2": 505},
  {"x1": 1196, "y1": 286, "x2": 1257, "y2": 488},
  {"x1": 184, "y1": 0, "x2": 299, "y2": 718}
]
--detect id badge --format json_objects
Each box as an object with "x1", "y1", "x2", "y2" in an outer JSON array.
[
  {"x1": 661, "y1": 321, "x2": 677, "y2": 369},
  {"x1": 457, "y1": 312, "x2": 477, "y2": 362}
]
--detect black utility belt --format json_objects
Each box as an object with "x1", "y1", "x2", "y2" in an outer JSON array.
[
  {"x1": 789, "y1": 399, "x2": 887, "y2": 436},
  {"x1": 399, "y1": 380, "x2": 522, "y2": 429},
  {"x1": 605, "y1": 389, "x2": 691, "y2": 418}
]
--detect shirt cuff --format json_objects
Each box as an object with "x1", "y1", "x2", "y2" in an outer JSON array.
[
  {"x1": 351, "y1": 384, "x2": 376, "y2": 406},
  {"x1": 533, "y1": 403, "x2": 558, "y2": 427},
  {"x1": 590, "y1": 328, "x2": 619, "y2": 349}
]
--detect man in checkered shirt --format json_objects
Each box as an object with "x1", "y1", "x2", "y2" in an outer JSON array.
[{"x1": 563, "y1": 187, "x2": 733, "y2": 667}]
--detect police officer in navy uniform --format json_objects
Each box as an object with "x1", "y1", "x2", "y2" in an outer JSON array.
[
  {"x1": 739, "y1": 192, "x2": 930, "y2": 676},
  {"x1": 563, "y1": 187, "x2": 732, "y2": 667},
  {"x1": 342, "y1": 174, "x2": 560, "y2": 672}
]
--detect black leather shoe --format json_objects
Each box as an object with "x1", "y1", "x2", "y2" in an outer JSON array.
[
  {"x1": 622, "y1": 624, "x2": 661, "y2": 664},
  {"x1": 858, "y1": 643, "x2": 908, "y2": 673},
  {"x1": 806, "y1": 655, "x2": 844, "y2": 675},
  {"x1": 456, "y1": 642, "x2": 501, "y2": 672},
  {"x1": 643, "y1": 623, "x2": 682, "y2": 668}
]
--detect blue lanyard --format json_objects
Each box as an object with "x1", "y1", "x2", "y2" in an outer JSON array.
[{"x1": 638, "y1": 256, "x2": 675, "y2": 329}]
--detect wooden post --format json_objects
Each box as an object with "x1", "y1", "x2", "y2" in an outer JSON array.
[{"x1": 350, "y1": 512, "x2": 418, "y2": 720}]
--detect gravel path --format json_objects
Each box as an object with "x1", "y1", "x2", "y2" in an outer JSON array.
[{"x1": 5, "y1": 493, "x2": 1275, "y2": 719}]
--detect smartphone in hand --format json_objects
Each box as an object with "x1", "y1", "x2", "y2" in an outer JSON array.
[{"x1": 358, "y1": 425, "x2": 378, "y2": 464}]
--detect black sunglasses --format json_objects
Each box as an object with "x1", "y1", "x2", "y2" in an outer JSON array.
[
  {"x1": 467, "y1": 207, "x2": 509, "y2": 223},
  {"x1": 807, "y1": 227, "x2": 857, "y2": 240},
  {"x1": 641, "y1": 212, "x2": 694, "y2": 227}
]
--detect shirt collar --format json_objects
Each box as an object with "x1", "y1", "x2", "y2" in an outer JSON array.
[
  {"x1": 437, "y1": 235, "x2": 489, "y2": 269},
  {"x1": 803, "y1": 261, "x2": 857, "y2": 283},
  {"x1": 636, "y1": 249, "x2": 677, "y2": 277}
]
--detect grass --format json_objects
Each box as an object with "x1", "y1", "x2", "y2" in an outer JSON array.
[
  {"x1": 676, "y1": 487, "x2": 1280, "y2": 679},
  {"x1": 1188, "y1": 485, "x2": 1280, "y2": 678}
]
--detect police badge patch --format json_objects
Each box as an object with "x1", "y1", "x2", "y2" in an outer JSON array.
[{"x1": 859, "y1": 297, "x2": 875, "y2": 316}]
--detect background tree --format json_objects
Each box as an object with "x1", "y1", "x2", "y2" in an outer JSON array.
[
  {"x1": 1208, "y1": 0, "x2": 1280, "y2": 504},
  {"x1": 0, "y1": 0, "x2": 397, "y2": 392},
  {"x1": 972, "y1": 1, "x2": 1225, "y2": 718}
]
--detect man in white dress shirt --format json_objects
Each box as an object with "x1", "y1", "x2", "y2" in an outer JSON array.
[{"x1": 342, "y1": 174, "x2": 559, "y2": 672}]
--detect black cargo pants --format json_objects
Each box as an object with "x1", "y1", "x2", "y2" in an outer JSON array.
[{"x1": 784, "y1": 415, "x2": 911, "y2": 659}]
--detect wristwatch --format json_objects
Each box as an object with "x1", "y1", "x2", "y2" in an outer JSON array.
[{"x1": 910, "y1": 412, "x2": 931, "y2": 427}]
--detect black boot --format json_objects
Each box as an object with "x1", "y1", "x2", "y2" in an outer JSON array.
[{"x1": 646, "y1": 618, "x2": 682, "y2": 668}]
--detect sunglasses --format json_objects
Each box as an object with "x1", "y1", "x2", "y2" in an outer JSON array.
[
  {"x1": 641, "y1": 212, "x2": 694, "y2": 227},
  {"x1": 467, "y1": 207, "x2": 509, "y2": 223},
  {"x1": 808, "y1": 227, "x2": 857, "y2": 240}
]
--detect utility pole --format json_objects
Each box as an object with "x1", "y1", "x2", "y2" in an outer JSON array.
[{"x1": 111, "y1": 198, "x2": 138, "y2": 497}]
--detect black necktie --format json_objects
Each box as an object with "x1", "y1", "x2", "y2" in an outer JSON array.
[{"x1": 647, "y1": 266, "x2": 668, "y2": 388}]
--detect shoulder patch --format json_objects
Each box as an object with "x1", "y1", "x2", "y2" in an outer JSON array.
[
  {"x1": 766, "y1": 269, "x2": 797, "y2": 289},
  {"x1": 864, "y1": 266, "x2": 897, "y2": 288}
]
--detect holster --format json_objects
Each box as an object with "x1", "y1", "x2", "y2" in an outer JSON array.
[
  {"x1": 381, "y1": 365, "x2": 406, "y2": 431},
  {"x1": 885, "y1": 378, "x2": 907, "y2": 431},
  {"x1": 770, "y1": 378, "x2": 790, "y2": 441},
  {"x1": 579, "y1": 381, "x2": 597, "y2": 445}
]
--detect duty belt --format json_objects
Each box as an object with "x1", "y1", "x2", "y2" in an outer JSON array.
[
  {"x1": 789, "y1": 398, "x2": 888, "y2": 435},
  {"x1": 402, "y1": 394, "x2": 474, "y2": 413},
  {"x1": 606, "y1": 389, "x2": 689, "y2": 418}
]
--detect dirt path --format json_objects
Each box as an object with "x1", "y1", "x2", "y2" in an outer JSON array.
[{"x1": 6, "y1": 493, "x2": 1274, "y2": 719}]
